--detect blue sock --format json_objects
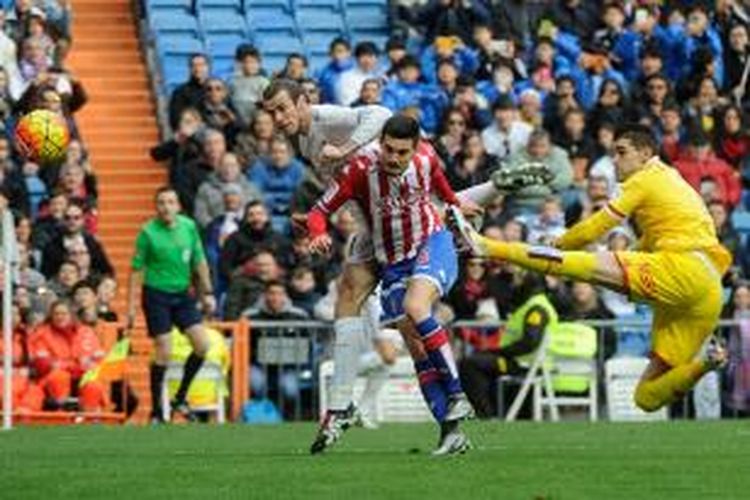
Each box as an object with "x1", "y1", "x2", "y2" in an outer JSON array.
[
  {"x1": 414, "y1": 359, "x2": 448, "y2": 422},
  {"x1": 415, "y1": 317, "x2": 463, "y2": 396}
]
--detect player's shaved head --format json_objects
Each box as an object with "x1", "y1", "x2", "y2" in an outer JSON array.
[{"x1": 614, "y1": 124, "x2": 658, "y2": 156}]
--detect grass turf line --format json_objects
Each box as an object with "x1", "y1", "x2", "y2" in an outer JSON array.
[{"x1": 0, "y1": 421, "x2": 748, "y2": 500}]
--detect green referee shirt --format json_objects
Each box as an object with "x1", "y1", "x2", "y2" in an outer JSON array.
[{"x1": 131, "y1": 214, "x2": 206, "y2": 293}]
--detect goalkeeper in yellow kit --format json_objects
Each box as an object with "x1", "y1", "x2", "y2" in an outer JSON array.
[{"x1": 450, "y1": 124, "x2": 731, "y2": 412}]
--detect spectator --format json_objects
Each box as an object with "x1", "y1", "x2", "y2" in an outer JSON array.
[
  {"x1": 193, "y1": 152, "x2": 262, "y2": 228},
  {"x1": 277, "y1": 52, "x2": 308, "y2": 83},
  {"x1": 338, "y1": 42, "x2": 384, "y2": 107},
  {"x1": 46, "y1": 259, "x2": 79, "y2": 299},
  {"x1": 673, "y1": 130, "x2": 741, "y2": 208},
  {"x1": 658, "y1": 102, "x2": 685, "y2": 164},
  {"x1": 66, "y1": 239, "x2": 100, "y2": 284},
  {"x1": 490, "y1": 0, "x2": 537, "y2": 44},
  {"x1": 554, "y1": 108, "x2": 596, "y2": 183},
  {"x1": 517, "y1": 88, "x2": 543, "y2": 127},
  {"x1": 350, "y1": 78, "x2": 382, "y2": 107},
  {"x1": 446, "y1": 130, "x2": 498, "y2": 191},
  {"x1": 420, "y1": 35, "x2": 479, "y2": 85},
  {"x1": 220, "y1": 200, "x2": 291, "y2": 283},
  {"x1": 502, "y1": 129, "x2": 573, "y2": 215},
  {"x1": 708, "y1": 200, "x2": 741, "y2": 261},
  {"x1": 200, "y1": 78, "x2": 239, "y2": 143},
  {"x1": 434, "y1": 107, "x2": 468, "y2": 167},
  {"x1": 248, "y1": 135, "x2": 305, "y2": 235},
  {"x1": 415, "y1": 0, "x2": 491, "y2": 46},
  {"x1": 229, "y1": 44, "x2": 269, "y2": 127},
  {"x1": 32, "y1": 191, "x2": 66, "y2": 252},
  {"x1": 678, "y1": 5, "x2": 724, "y2": 88},
  {"x1": 381, "y1": 55, "x2": 445, "y2": 134},
  {"x1": 150, "y1": 107, "x2": 205, "y2": 175},
  {"x1": 175, "y1": 128, "x2": 226, "y2": 215},
  {"x1": 19, "y1": 37, "x2": 49, "y2": 83},
  {"x1": 714, "y1": 105, "x2": 750, "y2": 169},
  {"x1": 629, "y1": 74, "x2": 672, "y2": 128},
  {"x1": 587, "y1": 78, "x2": 626, "y2": 134},
  {"x1": 204, "y1": 184, "x2": 245, "y2": 298},
  {"x1": 224, "y1": 250, "x2": 282, "y2": 320},
  {"x1": 542, "y1": 75, "x2": 581, "y2": 138},
  {"x1": 723, "y1": 281, "x2": 750, "y2": 414},
  {"x1": 521, "y1": 195, "x2": 566, "y2": 245},
  {"x1": 481, "y1": 95, "x2": 532, "y2": 161},
  {"x1": 447, "y1": 257, "x2": 491, "y2": 321},
  {"x1": 95, "y1": 276, "x2": 118, "y2": 322},
  {"x1": 317, "y1": 37, "x2": 354, "y2": 105},
  {"x1": 72, "y1": 279, "x2": 104, "y2": 328},
  {"x1": 545, "y1": 0, "x2": 599, "y2": 41},
  {"x1": 28, "y1": 300, "x2": 105, "y2": 411},
  {"x1": 384, "y1": 37, "x2": 407, "y2": 78},
  {"x1": 559, "y1": 282, "x2": 616, "y2": 359},
  {"x1": 288, "y1": 266, "x2": 321, "y2": 317},
  {"x1": 40, "y1": 201, "x2": 113, "y2": 279},
  {"x1": 299, "y1": 78, "x2": 321, "y2": 105},
  {"x1": 21, "y1": 160, "x2": 46, "y2": 219},
  {"x1": 168, "y1": 53, "x2": 210, "y2": 130},
  {"x1": 234, "y1": 109, "x2": 275, "y2": 168},
  {"x1": 725, "y1": 23, "x2": 750, "y2": 104}
]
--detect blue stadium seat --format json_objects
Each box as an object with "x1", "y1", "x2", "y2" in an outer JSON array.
[
  {"x1": 161, "y1": 55, "x2": 192, "y2": 94},
  {"x1": 197, "y1": 0, "x2": 242, "y2": 8},
  {"x1": 246, "y1": 8, "x2": 297, "y2": 37},
  {"x1": 206, "y1": 37, "x2": 243, "y2": 58},
  {"x1": 308, "y1": 54, "x2": 330, "y2": 74},
  {"x1": 256, "y1": 34, "x2": 304, "y2": 56},
  {"x1": 199, "y1": 11, "x2": 248, "y2": 41},
  {"x1": 155, "y1": 34, "x2": 205, "y2": 57},
  {"x1": 346, "y1": 6, "x2": 388, "y2": 30},
  {"x1": 304, "y1": 32, "x2": 342, "y2": 58},
  {"x1": 149, "y1": 11, "x2": 201, "y2": 37},
  {"x1": 245, "y1": 0, "x2": 291, "y2": 12},
  {"x1": 732, "y1": 211, "x2": 750, "y2": 246},
  {"x1": 297, "y1": 8, "x2": 345, "y2": 34},
  {"x1": 146, "y1": 0, "x2": 193, "y2": 16},
  {"x1": 296, "y1": 0, "x2": 341, "y2": 11},
  {"x1": 211, "y1": 56, "x2": 236, "y2": 79},
  {"x1": 262, "y1": 54, "x2": 289, "y2": 72}
]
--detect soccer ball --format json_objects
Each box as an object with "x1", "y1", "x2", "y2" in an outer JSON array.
[{"x1": 14, "y1": 109, "x2": 70, "y2": 165}]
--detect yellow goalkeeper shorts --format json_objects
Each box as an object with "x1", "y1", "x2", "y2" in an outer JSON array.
[{"x1": 613, "y1": 247, "x2": 729, "y2": 367}]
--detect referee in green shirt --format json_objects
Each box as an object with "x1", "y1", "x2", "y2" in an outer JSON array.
[{"x1": 126, "y1": 186, "x2": 216, "y2": 422}]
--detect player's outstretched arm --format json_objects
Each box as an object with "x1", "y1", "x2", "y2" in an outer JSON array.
[{"x1": 556, "y1": 206, "x2": 621, "y2": 250}]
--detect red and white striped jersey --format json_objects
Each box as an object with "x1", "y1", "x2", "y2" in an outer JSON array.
[{"x1": 309, "y1": 141, "x2": 459, "y2": 264}]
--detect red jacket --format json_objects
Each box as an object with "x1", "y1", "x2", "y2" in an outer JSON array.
[
  {"x1": 28, "y1": 322, "x2": 103, "y2": 379},
  {"x1": 673, "y1": 152, "x2": 741, "y2": 207}
]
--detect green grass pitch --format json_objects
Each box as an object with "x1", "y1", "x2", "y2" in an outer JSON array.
[{"x1": 1, "y1": 421, "x2": 748, "y2": 499}]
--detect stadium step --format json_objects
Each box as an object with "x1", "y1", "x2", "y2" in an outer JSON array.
[{"x1": 71, "y1": 0, "x2": 167, "y2": 424}]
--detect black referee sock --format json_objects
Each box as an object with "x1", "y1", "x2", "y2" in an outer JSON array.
[
  {"x1": 174, "y1": 352, "x2": 205, "y2": 403},
  {"x1": 150, "y1": 363, "x2": 167, "y2": 418}
]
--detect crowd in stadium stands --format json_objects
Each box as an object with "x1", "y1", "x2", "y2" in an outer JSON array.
[
  {"x1": 0, "y1": 0, "x2": 135, "y2": 416},
  {"x1": 150, "y1": 0, "x2": 750, "y2": 416}
]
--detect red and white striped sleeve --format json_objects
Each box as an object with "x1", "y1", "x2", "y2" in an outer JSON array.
[
  {"x1": 426, "y1": 145, "x2": 459, "y2": 206},
  {"x1": 307, "y1": 156, "x2": 365, "y2": 238}
]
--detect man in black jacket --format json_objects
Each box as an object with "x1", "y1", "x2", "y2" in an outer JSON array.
[
  {"x1": 41, "y1": 201, "x2": 113, "y2": 279},
  {"x1": 168, "y1": 54, "x2": 210, "y2": 130},
  {"x1": 220, "y1": 200, "x2": 291, "y2": 282}
]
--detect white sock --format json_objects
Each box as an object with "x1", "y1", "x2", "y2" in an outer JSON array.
[
  {"x1": 456, "y1": 181, "x2": 499, "y2": 206},
  {"x1": 329, "y1": 317, "x2": 366, "y2": 411},
  {"x1": 358, "y1": 351, "x2": 385, "y2": 373},
  {"x1": 358, "y1": 364, "x2": 389, "y2": 420}
]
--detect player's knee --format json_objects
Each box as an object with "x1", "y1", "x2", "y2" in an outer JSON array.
[
  {"x1": 153, "y1": 336, "x2": 171, "y2": 365},
  {"x1": 402, "y1": 296, "x2": 429, "y2": 324},
  {"x1": 186, "y1": 327, "x2": 210, "y2": 357},
  {"x1": 633, "y1": 382, "x2": 662, "y2": 412}
]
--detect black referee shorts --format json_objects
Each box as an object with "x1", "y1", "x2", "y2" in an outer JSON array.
[{"x1": 142, "y1": 286, "x2": 202, "y2": 338}]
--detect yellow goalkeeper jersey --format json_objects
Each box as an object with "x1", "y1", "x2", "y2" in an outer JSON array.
[{"x1": 607, "y1": 158, "x2": 718, "y2": 252}]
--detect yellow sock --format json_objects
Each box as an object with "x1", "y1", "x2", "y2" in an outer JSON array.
[
  {"x1": 479, "y1": 237, "x2": 598, "y2": 281},
  {"x1": 633, "y1": 360, "x2": 708, "y2": 412}
]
